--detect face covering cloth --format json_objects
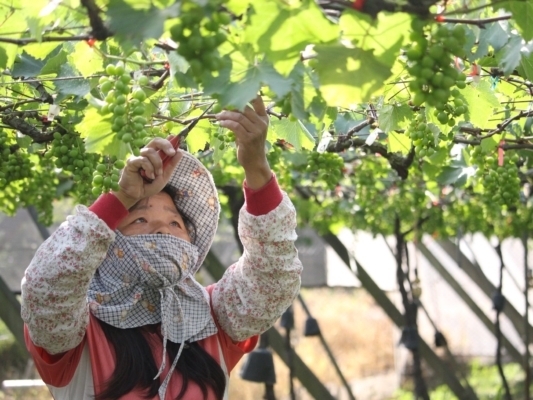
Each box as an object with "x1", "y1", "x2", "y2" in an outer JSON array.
[{"x1": 88, "y1": 232, "x2": 218, "y2": 399}]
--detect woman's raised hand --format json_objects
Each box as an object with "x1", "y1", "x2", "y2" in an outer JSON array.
[
  {"x1": 215, "y1": 96, "x2": 272, "y2": 190},
  {"x1": 113, "y1": 138, "x2": 182, "y2": 209}
]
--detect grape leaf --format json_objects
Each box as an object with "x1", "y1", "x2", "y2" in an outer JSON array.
[
  {"x1": 499, "y1": 34, "x2": 523, "y2": 75},
  {"x1": 244, "y1": 0, "x2": 339, "y2": 75},
  {"x1": 481, "y1": 22, "x2": 510, "y2": 52},
  {"x1": 517, "y1": 47, "x2": 533, "y2": 81},
  {"x1": 40, "y1": 48, "x2": 68, "y2": 75},
  {"x1": 185, "y1": 119, "x2": 212, "y2": 154},
  {"x1": 314, "y1": 45, "x2": 391, "y2": 107},
  {"x1": 379, "y1": 104, "x2": 412, "y2": 132},
  {"x1": 79, "y1": 108, "x2": 114, "y2": 153},
  {"x1": 11, "y1": 51, "x2": 45, "y2": 77},
  {"x1": 437, "y1": 166, "x2": 469, "y2": 187},
  {"x1": 258, "y1": 62, "x2": 292, "y2": 100},
  {"x1": 339, "y1": 11, "x2": 410, "y2": 66},
  {"x1": 480, "y1": 135, "x2": 499, "y2": 154},
  {"x1": 0, "y1": 46, "x2": 7, "y2": 70},
  {"x1": 106, "y1": 0, "x2": 179, "y2": 44},
  {"x1": 460, "y1": 81, "x2": 500, "y2": 129},
  {"x1": 387, "y1": 131, "x2": 411, "y2": 155},
  {"x1": 498, "y1": 1, "x2": 533, "y2": 41},
  {"x1": 54, "y1": 64, "x2": 91, "y2": 99},
  {"x1": 269, "y1": 119, "x2": 315, "y2": 150},
  {"x1": 69, "y1": 42, "x2": 103, "y2": 77}
]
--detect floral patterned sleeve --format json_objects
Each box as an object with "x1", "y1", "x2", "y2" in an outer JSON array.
[
  {"x1": 21, "y1": 206, "x2": 115, "y2": 355},
  {"x1": 211, "y1": 193, "x2": 303, "y2": 341}
]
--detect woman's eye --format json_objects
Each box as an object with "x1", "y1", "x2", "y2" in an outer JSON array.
[
  {"x1": 170, "y1": 221, "x2": 181, "y2": 227},
  {"x1": 133, "y1": 217, "x2": 146, "y2": 224}
]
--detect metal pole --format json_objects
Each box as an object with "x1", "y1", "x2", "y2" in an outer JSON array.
[{"x1": 297, "y1": 294, "x2": 356, "y2": 400}]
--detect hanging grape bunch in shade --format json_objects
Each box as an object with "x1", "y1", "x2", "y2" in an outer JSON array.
[
  {"x1": 405, "y1": 18, "x2": 468, "y2": 119},
  {"x1": 469, "y1": 145, "x2": 521, "y2": 213},
  {"x1": 0, "y1": 129, "x2": 33, "y2": 189},
  {"x1": 169, "y1": 0, "x2": 232, "y2": 81},
  {"x1": 97, "y1": 62, "x2": 149, "y2": 155}
]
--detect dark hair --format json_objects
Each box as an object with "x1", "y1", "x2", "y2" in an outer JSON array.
[
  {"x1": 95, "y1": 320, "x2": 226, "y2": 400},
  {"x1": 162, "y1": 185, "x2": 197, "y2": 243}
]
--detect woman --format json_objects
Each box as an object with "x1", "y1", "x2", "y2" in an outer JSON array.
[{"x1": 21, "y1": 97, "x2": 302, "y2": 399}]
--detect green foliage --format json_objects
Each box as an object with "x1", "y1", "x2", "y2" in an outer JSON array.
[
  {"x1": 395, "y1": 360, "x2": 529, "y2": 399},
  {"x1": 0, "y1": 0, "x2": 531, "y2": 242}
]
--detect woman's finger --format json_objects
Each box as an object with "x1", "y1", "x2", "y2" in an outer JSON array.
[{"x1": 139, "y1": 146, "x2": 165, "y2": 177}]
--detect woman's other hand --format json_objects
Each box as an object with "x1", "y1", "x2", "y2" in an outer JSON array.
[{"x1": 215, "y1": 96, "x2": 272, "y2": 190}]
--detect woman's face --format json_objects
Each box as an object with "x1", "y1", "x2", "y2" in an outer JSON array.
[{"x1": 117, "y1": 191, "x2": 191, "y2": 242}]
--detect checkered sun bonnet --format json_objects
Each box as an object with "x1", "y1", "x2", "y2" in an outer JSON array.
[{"x1": 167, "y1": 151, "x2": 220, "y2": 273}]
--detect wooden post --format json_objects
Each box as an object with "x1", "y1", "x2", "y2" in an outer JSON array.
[{"x1": 0, "y1": 275, "x2": 28, "y2": 357}]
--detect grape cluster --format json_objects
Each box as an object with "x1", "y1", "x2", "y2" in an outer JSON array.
[
  {"x1": 0, "y1": 129, "x2": 33, "y2": 188},
  {"x1": 45, "y1": 130, "x2": 98, "y2": 204},
  {"x1": 408, "y1": 113, "x2": 438, "y2": 158},
  {"x1": 405, "y1": 20, "x2": 467, "y2": 108},
  {"x1": 170, "y1": 1, "x2": 231, "y2": 81},
  {"x1": 213, "y1": 128, "x2": 235, "y2": 150},
  {"x1": 431, "y1": 88, "x2": 467, "y2": 126},
  {"x1": 99, "y1": 63, "x2": 149, "y2": 155},
  {"x1": 470, "y1": 146, "x2": 521, "y2": 212},
  {"x1": 19, "y1": 159, "x2": 58, "y2": 225},
  {"x1": 92, "y1": 158, "x2": 124, "y2": 197},
  {"x1": 267, "y1": 143, "x2": 283, "y2": 168},
  {"x1": 306, "y1": 151, "x2": 344, "y2": 190}
]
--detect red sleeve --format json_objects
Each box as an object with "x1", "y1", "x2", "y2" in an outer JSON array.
[
  {"x1": 243, "y1": 173, "x2": 283, "y2": 216},
  {"x1": 88, "y1": 192, "x2": 129, "y2": 230},
  {"x1": 24, "y1": 325, "x2": 86, "y2": 387},
  {"x1": 206, "y1": 285, "x2": 259, "y2": 372}
]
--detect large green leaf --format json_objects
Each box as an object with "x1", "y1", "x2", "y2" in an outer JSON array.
[
  {"x1": 517, "y1": 47, "x2": 533, "y2": 81},
  {"x1": 499, "y1": 35, "x2": 523, "y2": 75},
  {"x1": 40, "y1": 47, "x2": 68, "y2": 75},
  {"x1": 209, "y1": 60, "x2": 292, "y2": 110},
  {"x1": 54, "y1": 64, "x2": 91, "y2": 99},
  {"x1": 387, "y1": 131, "x2": 411, "y2": 155},
  {"x1": 339, "y1": 11, "x2": 410, "y2": 66},
  {"x1": 460, "y1": 81, "x2": 501, "y2": 129},
  {"x1": 498, "y1": 1, "x2": 533, "y2": 41},
  {"x1": 185, "y1": 119, "x2": 212, "y2": 154},
  {"x1": 314, "y1": 45, "x2": 392, "y2": 107},
  {"x1": 106, "y1": 0, "x2": 179, "y2": 44},
  {"x1": 269, "y1": 119, "x2": 315, "y2": 150},
  {"x1": 437, "y1": 165, "x2": 470, "y2": 187},
  {"x1": 79, "y1": 108, "x2": 114, "y2": 153},
  {"x1": 69, "y1": 42, "x2": 104, "y2": 77},
  {"x1": 379, "y1": 104, "x2": 412, "y2": 132},
  {"x1": 244, "y1": 0, "x2": 339, "y2": 75},
  {"x1": 11, "y1": 51, "x2": 45, "y2": 77}
]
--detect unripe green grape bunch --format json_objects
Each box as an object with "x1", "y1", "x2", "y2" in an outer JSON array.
[
  {"x1": 407, "y1": 112, "x2": 438, "y2": 158},
  {"x1": 213, "y1": 129, "x2": 235, "y2": 150},
  {"x1": 98, "y1": 62, "x2": 149, "y2": 156},
  {"x1": 92, "y1": 157, "x2": 124, "y2": 197},
  {"x1": 0, "y1": 129, "x2": 33, "y2": 189},
  {"x1": 45, "y1": 130, "x2": 99, "y2": 204},
  {"x1": 266, "y1": 143, "x2": 283, "y2": 168},
  {"x1": 170, "y1": 0, "x2": 231, "y2": 81},
  {"x1": 306, "y1": 151, "x2": 344, "y2": 190},
  {"x1": 432, "y1": 88, "x2": 467, "y2": 127},
  {"x1": 405, "y1": 19, "x2": 468, "y2": 109},
  {"x1": 19, "y1": 158, "x2": 58, "y2": 225},
  {"x1": 470, "y1": 146, "x2": 521, "y2": 212}
]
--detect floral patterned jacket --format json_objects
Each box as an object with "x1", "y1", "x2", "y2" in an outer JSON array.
[{"x1": 21, "y1": 178, "x2": 303, "y2": 355}]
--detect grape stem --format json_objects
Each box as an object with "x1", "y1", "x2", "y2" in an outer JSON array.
[
  {"x1": 433, "y1": 14, "x2": 511, "y2": 27},
  {"x1": 80, "y1": 0, "x2": 113, "y2": 40},
  {"x1": 0, "y1": 34, "x2": 94, "y2": 45}
]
